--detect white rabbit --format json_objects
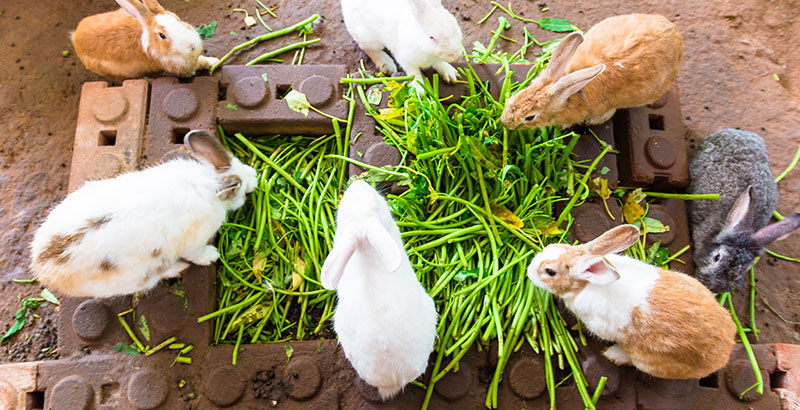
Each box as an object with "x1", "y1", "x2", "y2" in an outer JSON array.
[
  {"x1": 340, "y1": 0, "x2": 463, "y2": 90},
  {"x1": 528, "y1": 225, "x2": 735, "y2": 379},
  {"x1": 321, "y1": 180, "x2": 437, "y2": 399},
  {"x1": 72, "y1": 0, "x2": 219, "y2": 80},
  {"x1": 30, "y1": 130, "x2": 257, "y2": 298}
]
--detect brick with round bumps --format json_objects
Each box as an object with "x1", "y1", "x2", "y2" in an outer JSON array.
[{"x1": 50, "y1": 375, "x2": 94, "y2": 410}]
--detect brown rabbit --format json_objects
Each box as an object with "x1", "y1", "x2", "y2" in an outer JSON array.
[
  {"x1": 528, "y1": 225, "x2": 735, "y2": 379},
  {"x1": 502, "y1": 14, "x2": 683, "y2": 130},
  {"x1": 72, "y1": 0, "x2": 219, "y2": 80}
]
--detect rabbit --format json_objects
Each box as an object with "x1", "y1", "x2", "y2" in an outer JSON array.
[
  {"x1": 71, "y1": 0, "x2": 219, "y2": 80},
  {"x1": 340, "y1": 0, "x2": 463, "y2": 91},
  {"x1": 29, "y1": 130, "x2": 257, "y2": 298},
  {"x1": 527, "y1": 224, "x2": 736, "y2": 379},
  {"x1": 687, "y1": 129, "x2": 800, "y2": 293},
  {"x1": 321, "y1": 180, "x2": 437, "y2": 400},
  {"x1": 501, "y1": 14, "x2": 683, "y2": 130}
]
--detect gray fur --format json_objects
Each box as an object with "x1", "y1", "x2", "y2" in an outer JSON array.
[{"x1": 687, "y1": 129, "x2": 779, "y2": 293}]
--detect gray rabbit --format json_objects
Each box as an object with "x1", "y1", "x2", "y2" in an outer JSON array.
[{"x1": 687, "y1": 129, "x2": 800, "y2": 293}]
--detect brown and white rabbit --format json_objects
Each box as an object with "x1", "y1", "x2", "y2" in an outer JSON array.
[
  {"x1": 71, "y1": 0, "x2": 219, "y2": 80},
  {"x1": 501, "y1": 14, "x2": 683, "y2": 130},
  {"x1": 527, "y1": 225, "x2": 735, "y2": 379}
]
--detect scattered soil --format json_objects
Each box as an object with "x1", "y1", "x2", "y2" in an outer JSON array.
[
  {"x1": 252, "y1": 366, "x2": 292, "y2": 405},
  {"x1": 1, "y1": 0, "x2": 799, "y2": 364}
]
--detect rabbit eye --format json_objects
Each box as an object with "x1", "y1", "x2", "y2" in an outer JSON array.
[
  {"x1": 524, "y1": 114, "x2": 537, "y2": 122},
  {"x1": 713, "y1": 253, "x2": 721, "y2": 263},
  {"x1": 429, "y1": 35, "x2": 436, "y2": 41},
  {"x1": 545, "y1": 268, "x2": 556, "y2": 277},
  {"x1": 158, "y1": 32, "x2": 167, "y2": 40}
]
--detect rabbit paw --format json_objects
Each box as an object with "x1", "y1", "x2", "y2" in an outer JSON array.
[
  {"x1": 586, "y1": 109, "x2": 616, "y2": 125},
  {"x1": 197, "y1": 55, "x2": 220, "y2": 70},
  {"x1": 182, "y1": 245, "x2": 220, "y2": 265},
  {"x1": 434, "y1": 61, "x2": 459, "y2": 84},
  {"x1": 365, "y1": 49, "x2": 397, "y2": 75},
  {"x1": 160, "y1": 261, "x2": 191, "y2": 279},
  {"x1": 602, "y1": 344, "x2": 631, "y2": 366}
]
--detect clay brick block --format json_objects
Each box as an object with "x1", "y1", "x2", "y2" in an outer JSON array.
[
  {"x1": 144, "y1": 76, "x2": 218, "y2": 165},
  {"x1": 573, "y1": 121, "x2": 619, "y2": 188},
  {"x1": 422, "y1": 62, "x2": 531, "y2": 104},
  {"x1": 57, "y1": 264, "x2": 214, "y2": 356},
  {"x1": 217, "y1": 65, "x2": 348, "y2": 136},
  {"x1": 0, "y1": 361, "x2": 39, "y2": 410},
  {"x1": 68, "y1": 80, "x2": 149, "y2": 193},
  {"x1": 772, "y1": 343, "x2": 800, "y2": 410},
  {"x1": 568, "y1": 199, "x2": 623, "y2": 243},
  {"x1": 645, "y1": 198, "x2": 694, "y2": 274},
  {"x1": 613, "y1": 83, "x2": 689, "y2": 190}
]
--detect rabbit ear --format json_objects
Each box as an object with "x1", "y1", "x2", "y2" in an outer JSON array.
[
  {"x1": 584, "y1": 224, "x2": 640, "y2": 256},
  {"x1": 752, "y1": 212, "x2": 800, "y2": 246},
  {"x1": 407, "y1": 0, "x2": 433, "y2": 17},
  {"x1": 185, "y1": 130, "x2": 232, "y2": 171},
  {"x1": 540, "y1": 32, "x2": 584, "y2": 82},
  {"x1": 115, "y1": 0, "x2": 150, "y2": 23},
  {"x1": 551, "y1": 64, "x2": 606, "y2": 107},
  {"x1": 141, "y1": 0, "x2": 165, "y2": 13},
  {"x1": 722, "y1": 186, "x2": 755, "y2": 233},
  {"x1": 321, "y1": 231, "x2": 358, "y2": 290},
  {"x1": 575, "y1": 258, "x2": 620, "y2": 285},
  {"x1": 217, "y1": 175, "x2": 242, "y2": 201},
  {"x1": 365, "y1": 219, "x2": 402, "y2": 272}
]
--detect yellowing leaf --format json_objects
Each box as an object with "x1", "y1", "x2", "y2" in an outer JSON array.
[
  {"x1": 291, "y1": 256, "x2": 306, "y2": 291},
  {"x1": 641, "y1": 216, "x2": 670, "y2": 234},
  {"x1": 230, "y1": 302, "x2": 272, "y2": 329},
  {"x1": 542, "y1": 221, "x2": 563, "y2": 237},
  {"x1": 629, "y1": 188, "x2": 646, "y2": 203},
  {"x1": 137, "y1": 314, "x2": 151, "y2": 342},
  {"x1": 376, "y1": 107, "x2": 405, "y2": 121},
  {"x1": 490, "y1": 203, "x2": 524, "y2": 229},
  {"x1": 252, "y1": 253, "x2": 267, "y2": 283},
  {"x1": 623, "y1": 194, "x2": 645, "y2": 224},
  {"x1": 285, "y1": 90, "x2": 310, "y2": 117},
  {"x1": 588, "y1": 177, "x2": 614, "y2": 220}
]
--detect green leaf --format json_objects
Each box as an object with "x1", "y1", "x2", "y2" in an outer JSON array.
[
  {"x1": 498, "y1": 16, "x2": 510, "y2": 30},
  {"x1": 40, "y1": 289, "x2": 59, "y2": 306},
  {"x1": 284, "y1": 344, "x2": 294, "y2": 360},
  {"x1": 536, "y1": 18, "x2": 576, "y2": 33},
  {"x1": 261, "y1": 72, "x2": 269, "y2": 83},
  {"x1": 640, "y1": 216, "x2": 670, "y2": 234},
  {"x1": 138, "y1": 314, "x2": 151, "y2": 342},
  {"x1": 226, "y1": 103, "x2": 238, "y2": 110},
  {"x1": 196, "y1": 21, "x2": 216, "y2": 39},
  {"x1": 1, "y1": 306, "x2": 28, "y2": 343},
  {"x1": 229, "y1": 30, "x2": 237, "y2": 35},
  {"x1": 112, "y1": 343, "x2": 142, "y2": 356},
  {"x1": 366, "y1": 85, "x2": 383, "y2": 106},
  {"x1": 454, "y1": 268, "x2": 480, "y2": 282},
  {"x1": 284, "y1": 90, "x2": 311, "y2": 117}
]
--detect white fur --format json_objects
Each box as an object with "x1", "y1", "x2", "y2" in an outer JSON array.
[
  {"x1": 340, "y1": 0, "x2": 463, "y2": 90},
  {"x1": 30, "y1": 154, "x2": 257, "y2": 298},
  {"x1": 150, "y1": 13, "x2": 203, "y2": 74},
  {"x1": 324, "y1": 181, "x2": 437, "y2": 399}
]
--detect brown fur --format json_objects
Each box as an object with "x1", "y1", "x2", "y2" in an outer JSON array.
[
  {"x1": 620, "y1": 270, "x2": 736, "y2": 379},
  {"x1": 151, "y1": 249, "x2": 162, "y2": 257},
  {"x1": 535, "y1": 244, "x2": 589, "y2": 296},
  {"x1": 35, "y1": 215, "x2": 111, "y2": 264},
  {"x1": 99, "y1": 259, "x2": 116, "y2": 272},
  {"x1": 502, "y1": 14, "x2": 684, "y2": 129}
]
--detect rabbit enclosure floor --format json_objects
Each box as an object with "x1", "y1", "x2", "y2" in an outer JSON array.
[{"x1": 1, "y1": 0, "x2": 799, "y2": 365}]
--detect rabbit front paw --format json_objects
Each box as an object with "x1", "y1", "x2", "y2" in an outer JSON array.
[
  {"x1": 197, "y1": 56, "x2": 220, "y2": 70},
  {"x1": 602, "y1": 344, "x2": 631, "y2": 366},
  {"x1": 182, "y1": 245, "x2": 220, "y2": 265},
  {"x1": 434, "y1": 61, "x2": 459, "y2": 83}
]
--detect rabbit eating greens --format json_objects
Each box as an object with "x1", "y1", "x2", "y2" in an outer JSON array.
[
  {"x1": 30, "y1": 130, "x2": 257, "y2": 298},
  {"x1": 501, "y1": 14, "x2": 683, "y2": 130},
  {"x1": 72, "y1": 0, "x2": 219, "y2": 80},
  {"x1": 527, "y1": 225, "x2": 735, "y2": 379},
  {"x1": 688, "y1": 129, "x2": 800, "y2": 293},
  {"x1": 340, "y1": 0, "x2": 463, "y2": 91},
  {"x1": 321, "y1": 180, "x2": 437, "y2": 400}
]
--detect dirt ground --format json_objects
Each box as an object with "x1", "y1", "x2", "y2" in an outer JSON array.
[{"x1": 1, "y1": 0, "x2": 799, "y2": 364}]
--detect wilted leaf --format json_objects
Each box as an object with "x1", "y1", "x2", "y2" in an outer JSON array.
[
  {"x1": 230, "y1": 302, "x2": 272, "y2": 329},
  {"x1": 285, "y1": 90, "x2": 311, "y2": 116},
  {"x1": 196, "y1": 21, "x2": 216, "y2": 39},
  {"x1": 536, "y1": 18, "x2": 576, "y2": 33},
  {"x1": 376, "y1": 107, "x2": 405, "y2": 121},
  {"x1": 41, "y1": 289, "x2": 59, "y2": 306},
  {"x1": 284, "y1": 344, "x2": 294, "y2": 360},
  {"x1": 291, "y1": 256, "x2": 306, "y2": 291},
  {"x1": 137, "y1": 314, "x2": 151, "y2": 342},
  {"x1": 588, "y1": 177, "x2": 614, "y2": 220},
  {"x1": 252, "y1": 253, "x2": 267, "y2": 283},
  {"x1": 366, "y1": 85, "x2": 383, "y2": 106},
  {"x1": 629, "y1": 188, "x2": 646, "y2": 203},
  {"x1": 112, "y1": 343, "x2": 142, "y2": 356},
  {"x1": 542, "y1": 220, "x2": 563, "y2": 237},
  {"x1": 490, "y1": 203, "x2": 524, "y2": 229},
  {"x1": 386, "y1": 81, "x2": 410, "y2": 108},
  {"x1": 623, "y1": 194, "x2": 645, "y2": 224},
  {"x1": 641, "y1": 216, "x2": 670, "y2": 234}
]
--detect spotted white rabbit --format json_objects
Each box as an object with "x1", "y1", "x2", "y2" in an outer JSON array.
[
  {"x1": 30, "y1": 130, "x2": 257, "y2": 298},
  {"x1": 321, "y1": 180, "x2": 437, "y2": 399},
  {"x1": 528, "y1": 225, "x2": 735, "y2": 379}
]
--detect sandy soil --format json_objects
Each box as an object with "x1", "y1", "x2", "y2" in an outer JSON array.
[{"x1": 1, "y1": 0, "x2": 798, "y2": 363}]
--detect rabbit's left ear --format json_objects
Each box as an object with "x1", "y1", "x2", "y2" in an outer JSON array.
[
  {"x1": 185, "y1": 129, "x2": 232, "y2": 171},
  {"x1": 551, "y1": 64, "x2": 605, "y2": 107},
  {"x1": 584, "y1": 224, "x2": 640, "y2": 256},
  {"x1": 752, "y1": 212, "x2": 800, "y2": 246},
  {"x1": 321, "y1": 230, "x2": 358, "y2": 290},
  {"x1": 366, "y1": 219, "x2": 402, "y2": 272},
  {"x1": 721, "y1": 186, "x2": 755, "y2": 234}
]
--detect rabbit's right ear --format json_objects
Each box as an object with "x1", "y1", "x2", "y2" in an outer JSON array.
[
  {"x1": 366, "y1": 220, "x2": 402, "y2": 272},
  {"x1": 540, "y1": 32, "x2": 584, "y2": 82},
  {"x1": 321, "y1": 231, "x2": 358, "y2": 290},
  {"x1": 115, "y1": 0, "x2": 149, "y2": 23},
  {"x1": 584, "y1": 224, "x2": 640, "y2": 256},
  {"x1": 185, "y1": 130, "x2": 232, "y2": 171},
  {"x1": 752, "y1": 212, "x2": 800, "y2": 246},
  {"x1": 721, "y1": 186, "x2": 755, "y2": 234}
]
